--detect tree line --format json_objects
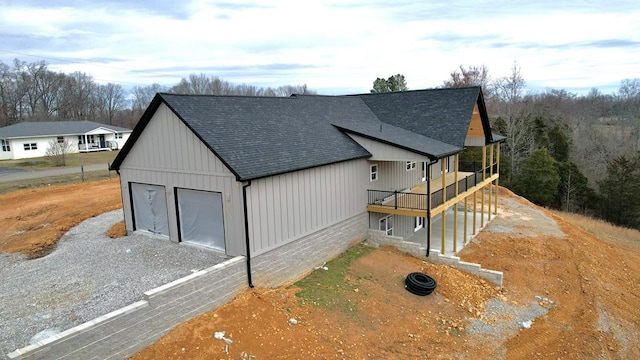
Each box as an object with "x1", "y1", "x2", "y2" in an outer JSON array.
[
  {"x1": 3, "y1": 58, "x2": 640, "y2": 229},
  {"x1": 0, "y1": 59, "x2": 315, "y2": 129}
]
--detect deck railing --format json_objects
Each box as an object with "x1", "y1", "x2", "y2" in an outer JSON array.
[
  {"x1": 367, "y1": 190, "x2": 428, "y2": 210},
  {"x1": 367, "y1": 164, "x2": 496, "y2": 211}
]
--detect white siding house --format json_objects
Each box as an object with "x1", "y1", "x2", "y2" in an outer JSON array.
[
  {"x1": 111, "y1": 87, "x2": 503, "y2": 288},
  {"x1": 0, "y1": 121, "x2": 132, "y2": 160}
]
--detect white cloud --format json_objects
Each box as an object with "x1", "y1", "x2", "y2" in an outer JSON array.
[{"x1": 0, "y1": 0, "x2": 638, "y2": 94}]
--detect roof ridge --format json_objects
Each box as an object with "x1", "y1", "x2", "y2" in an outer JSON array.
[{"x1": 159, "y1": 92, "x2": 298, "y2": 100}]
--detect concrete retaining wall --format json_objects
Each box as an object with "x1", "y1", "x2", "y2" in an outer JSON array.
[
  {"x1": 366, "y1": 229, "x2": 503, "y2": 288},
  {"x1": 8, "y1": 256, "x2": 247, "y2": 360},
  {"x1": 251, "y1": 212, "x2": 368, "y2": 287}
]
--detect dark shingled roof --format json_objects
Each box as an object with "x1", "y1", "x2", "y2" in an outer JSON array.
[
  {"x1": 148, "y1": 94, "x2": 371, "y2": 181},
  {"x1": 355, "y1": 87, "x2": 484, "y2": 149},
  {"x1": 111, "y1": 87, "x2": 495, "y2": 181},
  {"x1": 0, "y1": 121, "x2": 131, "y2": 138}
]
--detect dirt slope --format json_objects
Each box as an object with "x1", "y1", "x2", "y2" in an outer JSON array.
[{"x1": 131, "y1": 189, "x2": 640, "y2": 360}]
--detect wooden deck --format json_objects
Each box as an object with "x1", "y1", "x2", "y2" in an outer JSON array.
[{"x1": 367, "y1": 172, "x2": 498, "y2": 218}]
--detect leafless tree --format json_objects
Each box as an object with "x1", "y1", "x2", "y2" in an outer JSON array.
[
  {"x1": 442, "y1": 65, "x2": 491, "y2": 97},
  {"x1": 97, "y1": 83, "x2": 125, "y2": 125},
  {"x1": 491, "y1": 62, "x2": 531, "y2": 180},
  {"x1": 45, "y1": 138, "x2": 75, "y2": 166}
]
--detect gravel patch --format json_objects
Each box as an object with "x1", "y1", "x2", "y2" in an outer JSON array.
[
  {"x1": 483, "y1": 196, "x2": 564, "y2": 238},
  {"x1": 465, "y1": 296, "x2": 552, "y2": 359},
  {"x1": 0, "y1": 210, "x2": 227, "y2": 356}
]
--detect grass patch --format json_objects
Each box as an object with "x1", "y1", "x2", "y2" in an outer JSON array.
[
  {"x1": 0, "y1": 150, "x2": 120, "y2": 170},
  {"x1": 553, "y1": 210, "x2": 640, "y2": 249},
  {"x1": 0, "y1": 170, "x2": 116, "y2": 194},
  {"x1": 292, "y1": 244, "x2": 375, "y2": 311}
]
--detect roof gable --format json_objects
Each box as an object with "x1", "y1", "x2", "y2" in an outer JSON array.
[{"x1": 356, "y1": 87, "x2": 487, "y2": 148}]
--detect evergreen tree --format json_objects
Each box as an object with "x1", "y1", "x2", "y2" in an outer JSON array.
[
  {"x1": 548, "y1": 122, "x2": 571, "y2": 163},
  {"x1": 370, "y1": 74, "x2": 408, "y2": 93},
  {"x1": 512, "y1": 148, "x2": 560, "y2": 206},
  {"x1": 598, "y1": 154, "x2": 640, "y2": 228},
  {"x1": 556, "y1": 161, "x2": 595, "y2": 213}
]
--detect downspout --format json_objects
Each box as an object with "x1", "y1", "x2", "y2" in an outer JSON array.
[
  {"x1": 242, "y1": 180, "x2": 254, "y2": 288},
  {"x1": 426, "y1": 159, "x2": 438, "y2": 257}
]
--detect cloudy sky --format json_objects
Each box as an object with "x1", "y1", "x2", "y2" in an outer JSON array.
[{"x1": 0, "y1": 0, "x2": 638, "y2": 95}]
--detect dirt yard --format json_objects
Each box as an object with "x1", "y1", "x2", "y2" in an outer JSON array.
[
  {"x1": 1, "y1": 182, "x2": 639, "y2": 359},
  {"x1": 130, "y1": 190, "x2": 640, "y2": 360},
  {"x1": 0, "y1": 178, "x2": 122, "y2": 257}
]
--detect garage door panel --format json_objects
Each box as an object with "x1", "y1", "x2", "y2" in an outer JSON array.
[
  {"x1": 131, "y1": 183, "x2": 169, "y2": 237},
  {"x1": 177, "y1": 188, "x2": 225, "y2": 252}
]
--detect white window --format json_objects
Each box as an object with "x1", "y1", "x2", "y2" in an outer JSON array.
[
  {"x1": 23, "y1": 143, "x2": 37, "y2": 150},
  {"x1": 406, "y1": 161, "x2": 416, "y2": 171},
  {"x1": 380, "y1": 215, "x2": 394, "y2": 236},
  {"x1": 415, "y1": 217, "x2": 425, "y2": 232},
  {"x1": 57, "y1": 136, "x2": 64, "y2": 144},
  {"x1": 1, "y1": 139, "x2": 9, "y2": 152},
  {"x1": 370, "y1": 164, "x2": 378, "y2": 182},
  {"x1": 115, "y1": 133, "x2": 123, "y2": 139}
]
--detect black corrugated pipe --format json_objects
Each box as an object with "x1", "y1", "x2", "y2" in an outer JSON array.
[
  {"x1": 242, "y1": 180, "x2": 254, "y2": 288},
  {"x1": 426, "y1": 159, "x2": 438, "y2": 257}
]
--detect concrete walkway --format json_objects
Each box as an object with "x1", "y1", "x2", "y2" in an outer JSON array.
[{"x1": 0, "y1": 163, "x2": 111, "y2": 183}]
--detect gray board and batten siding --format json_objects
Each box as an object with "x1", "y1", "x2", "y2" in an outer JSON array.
[
  {"x1": 117, "y1": 103, "x2": 245, "y2": 256},
  {"x1": 245, "y1": 158, "x2": 370, "y2": 257}
]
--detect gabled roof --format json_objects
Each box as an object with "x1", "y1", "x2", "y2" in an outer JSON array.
[
  {"x1": 111, "y1": 87, "x2": 496, "y2": 181},
  {"x1": 0, "y1": 121, "x2": 131, "y2": 139},
  {"x1": 355, "y1": 86, "x2": 493, "y2": 148},
  {"x1": 112, "y1": 94, "x2": 372, "y2": 181}
]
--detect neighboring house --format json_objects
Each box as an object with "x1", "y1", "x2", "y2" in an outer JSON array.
[
  {"x1": 0, "y1": 121, "x2": 132, "y2": 161},
  {"x1": 110, "y1": 86, "x2": 503, "y2": 287}
]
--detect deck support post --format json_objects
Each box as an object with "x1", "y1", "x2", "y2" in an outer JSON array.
[
  {"x1": 495, "y1": 142, "x2": 500, "y2": 215},
  {"x1": 463, "y1": 195, "x2": 468, "y2": 244},
  {"x1": 488, "y1": 144, "x2": 493, "y2": 219},
  {"x1": 481, "y1": 145, "x2": 486, "y2": 227},
  {"x1": 453, "y1": 154, "x2": 459, "y2": 253},
  {"x1": 472, "y1": 189, "x2": 477, "y2": 235}
]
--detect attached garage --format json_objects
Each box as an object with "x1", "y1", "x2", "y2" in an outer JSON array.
[
  {"x1": 176, "y1": 188, "x2": 226, "y2": 252},
  {"x1": 130, "y1": 183, "x2": 169, "y2": 237}
]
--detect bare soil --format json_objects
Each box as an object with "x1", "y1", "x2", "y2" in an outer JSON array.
[
  {"x1": 131, "y1": 189, "x2": 640, "y2": 360},
  {"x1": 0, "y1": 178, "x2": 122, "y2": 257},
  {"x1": 1, "y1": 182, "x2": 638, "y2": 359}
]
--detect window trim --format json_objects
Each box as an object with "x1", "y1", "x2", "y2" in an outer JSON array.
[
  {"x1": 406, "y1": 161, "x2": 416, "y2": 171},
  {"x1": 370, "y1": 164, "x2": 378, "y2": 182},
  {"x1": 23, "y1": 143, "x2": 37, "y2": 151},
  {"x1": 380, "y1": 215, "x2": 394, "y2": 236},
  {"x1": 415, "y1": 217, "x2": 425, "y2": 232},
  {"x1": 57, "y1": 136, "x2": 64, "y2": 144},
  {"x1": 114, "y1": 133, "x2": 123, "y2": 139},
  {"x1": 1, "y1": 139, "x2": 9, "y2": 152}
]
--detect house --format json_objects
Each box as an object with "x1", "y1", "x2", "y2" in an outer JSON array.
[
  {"x1": 110, "y1": 86, "x2": 503, "y2": 287},
  {"x1": 0, "y1": 121, "x2": 132, "y2": 161}
]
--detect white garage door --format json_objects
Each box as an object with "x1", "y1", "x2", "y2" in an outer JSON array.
[
  {"x1": 177, "y1": 188, "x2": 225, "y2": 252},
  {"x1": 131, "y1": 183, "x2": 169, "y2": 237}
]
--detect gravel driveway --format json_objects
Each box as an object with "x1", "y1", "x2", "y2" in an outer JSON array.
[{"x1": 0, "y1": 210, "x2": 227, "y2": 356}]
